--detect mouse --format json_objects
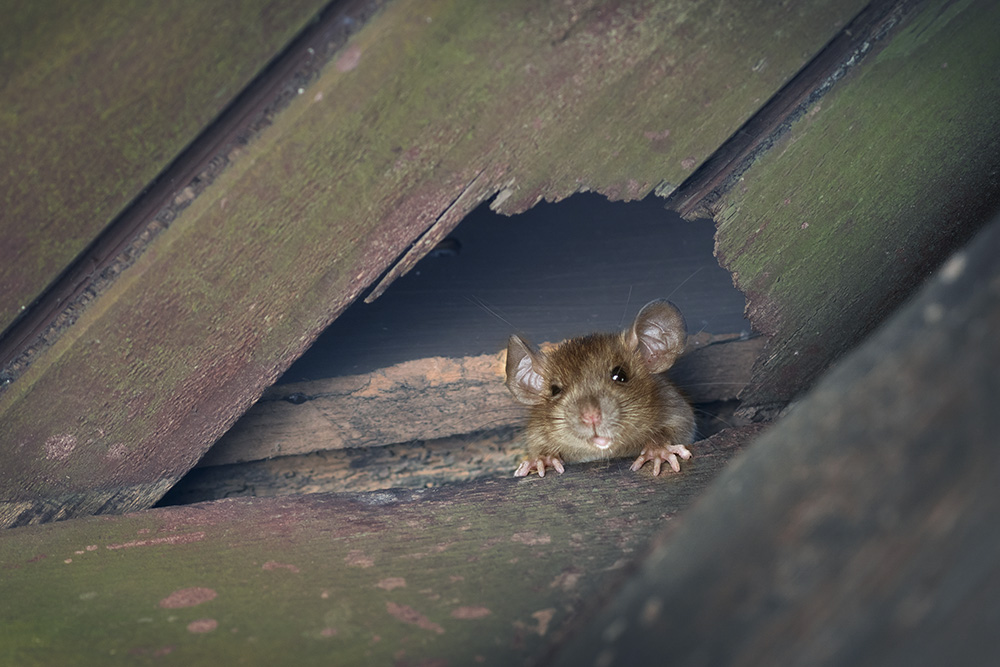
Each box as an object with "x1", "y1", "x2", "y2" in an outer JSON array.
[{"x1": 505, "y1": 299, "x2": 695, "y2": 477}]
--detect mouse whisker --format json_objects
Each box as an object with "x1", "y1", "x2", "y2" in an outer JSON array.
[
  {"x1": 664, "y1": 266, "x2": 705, "y2": 302},
  {"x1": 467, "y1": 295, "x2": 521, "y2": 333}
]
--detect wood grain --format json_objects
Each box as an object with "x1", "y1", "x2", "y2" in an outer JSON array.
[
  {"x1": 0, "y1": 0, "x2": 329, "y2": 335},
  {"x1": 0, "y1": 426, "x2": 762, "y2": 666},
  {"x1": 713, "y1": 0, "x2": 1000, "y2": 415}
]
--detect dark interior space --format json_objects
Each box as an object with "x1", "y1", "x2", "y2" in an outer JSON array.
[{"x1": 280, "y1": 192, "x2": 751, "y2": 382}]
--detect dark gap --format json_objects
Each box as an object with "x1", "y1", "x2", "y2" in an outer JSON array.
[{"x1": 281, "y1": 192, "x2": 750, "y2": 380}]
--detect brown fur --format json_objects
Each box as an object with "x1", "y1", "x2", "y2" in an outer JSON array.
[{"x1": 506, "y1": 300, "x2": 695, "y2": 470}]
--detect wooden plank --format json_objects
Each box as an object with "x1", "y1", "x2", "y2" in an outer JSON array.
[
  {"x1": 0, "y1": 0, "x2": 381, "y2": 377},
  {"x1": 547, "y1": 213, "x2": 1000, "y2": 666},
  {"x1": 161, "y1": 430, "x2": 524, "y2": 505},
  {"x1": 0, "y1": 425, "x2": 762, "y2": 666},
  {"x1": 0, "y1": 0, "x2": 864, "y2": 527},
  {"x1": 666, "y1": 0, "x2": 908, "y2": 219},
  {"x1": 200, "y1": 333, "x2": 764, "y2": 468},
  {"x1": 164, "y1": 333, "x2": 760, "y2": 504},
  {"x1": 710, "y1": 0, "x2": 1000, "y2": 416},
  {"x1": 160, "y1": 398, "x2": 751, "y2": 504},
  {"x1": 0, "y1": 0, "x2": 330, "y2": 334}
]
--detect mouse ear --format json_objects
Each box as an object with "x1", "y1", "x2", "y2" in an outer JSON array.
[
  {"x1": 627, "y1": 300, "x2": 687, "y2": 373},
  {"x1": 505, "y1": 335, "x2": 548, "y2": 405}
]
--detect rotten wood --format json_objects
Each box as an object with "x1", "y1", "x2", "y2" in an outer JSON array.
[
  {"x1": 548, "y1": 211, "x2": 1000, "y2": 667},
  {"x1": 0, "y1": 0, "x2": 861, "y2": 529},
  {"x1": 0, "y1": 426, "x2": 762, "y2": 666},
  {"x1": 198, "y1": 333, "x2": 764, "y2": 468}
]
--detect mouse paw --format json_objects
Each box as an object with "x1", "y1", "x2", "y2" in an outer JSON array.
[
  {"x1": 514, "y1": 456, "x2": 565, "y2": 478},
  {"x1": 630, "y1": 444, "x2": 692, "y2": 476}
]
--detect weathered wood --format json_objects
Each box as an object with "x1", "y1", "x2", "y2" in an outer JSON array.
[
  {"x1": 711, "y1": 0, "x2": 1000, "y2": 416},
  {"x1": 0, "y1": 426, "x2": 762, "y2": 666},
  {"x1": 666, "y1": 0, "x2": 908, "y2": 219},
  {"x1": 202, "y1": 351, "x2": 512, "y2": 468},
  {"x1": 161, "y1": 398, "x2": 749, "y2": 504},
  {"x1": 162, "y1": 430, "x2": 523, "y2": 505},
  {"x1": 0, "y1": 0, "x2": 329, "y2": 335},
  {"x1": 200, "y1": 333, "x2": 763, "y2": 468},
  {"x1": 1, "y1": 0, "x2": 859, "y2": 527},
  {"x1": 547, "y1": 215, "x2": 1000, "y2": 666}
]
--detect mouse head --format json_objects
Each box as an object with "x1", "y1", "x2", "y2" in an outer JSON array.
[{"x1": 505, "y1": 299, "x2": 687, "y2": 406}]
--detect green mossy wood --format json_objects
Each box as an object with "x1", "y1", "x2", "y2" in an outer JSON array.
[
  {"x1": 0, "y1": 0, "x2": 865, "y2": 527},
  {"x1": 0, "y1": 0, "x2": 328, "y2": 333},
  {"x1": 0, "y1": 427, "x2": 757, "y2": 666},
  {"x1": 713, "y1": 0, "x2": 1000, "y2": 412}
]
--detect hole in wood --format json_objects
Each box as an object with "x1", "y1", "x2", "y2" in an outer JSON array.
[{"x1": 158, "y1": 193, "x2": 760, "y2": 506}]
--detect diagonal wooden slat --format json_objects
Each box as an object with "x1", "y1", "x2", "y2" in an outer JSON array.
[
  {"x1": 711, "y1": 0, "x2": 1000, "y2": 415},
  {"x1": 0, "y1": 0, "x2": 332, "y2": 335}
]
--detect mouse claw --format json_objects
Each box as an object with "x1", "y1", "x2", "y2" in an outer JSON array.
[
  {"x1": 514, "y1": 456, "x2": 566, "y2": 478},
  {"x1": 630, "y1": 444, "x2": 692, "y2": 476}
]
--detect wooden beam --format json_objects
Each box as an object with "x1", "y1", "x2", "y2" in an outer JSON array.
[
  {"x1": 160, "y1": 430, "x2": 524, "y2": 505},
  {"x1": 157, "y1": 333, "x2": 761, "y2": 504},
  {"x1": 711, "y1": 0, "x2": 1000, "y2": 416},
  {"x1": 0, "y1": 425, "x2": 763, "y2": 665}
]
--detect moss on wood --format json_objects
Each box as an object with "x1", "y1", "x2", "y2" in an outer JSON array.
[
  {"x1": 714, "y1": 0, "x2": 1000, "y2": 411},
  {"x1": 0, "y1": 426, "x2": 758, "y2": 665},
  {"x1": 0, "y1": 0, "x2": 328, "y2": 332}
]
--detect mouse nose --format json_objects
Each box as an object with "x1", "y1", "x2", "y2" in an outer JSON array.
[{"x1": 579, "y1": 400, "x2": 602, "y2": 427}]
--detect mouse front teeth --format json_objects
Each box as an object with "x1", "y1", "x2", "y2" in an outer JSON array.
[{"x1": 591, "y1": 436, "x2": 612, "y2": 449}]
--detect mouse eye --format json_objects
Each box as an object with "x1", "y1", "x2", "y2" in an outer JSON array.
[
  {"x1": 611, "y1": 366, "x2": 628, "y2": 383},
  {"x1": 550, "y1": 384, "x2": 562, "y2": 397}
]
